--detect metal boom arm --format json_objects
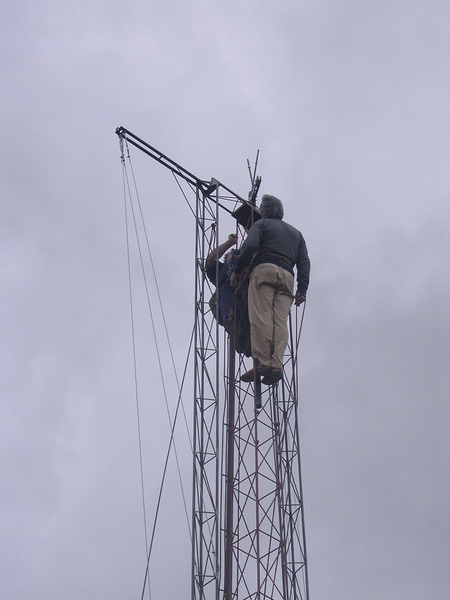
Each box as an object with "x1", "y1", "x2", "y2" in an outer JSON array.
[{"x1": 116, "y1": 126, "x2": 260, "y2": 224}]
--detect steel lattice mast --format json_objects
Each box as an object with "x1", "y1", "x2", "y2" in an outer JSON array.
[{"x1": 116, "y1": 127, "x2": 310, "y2": 600}]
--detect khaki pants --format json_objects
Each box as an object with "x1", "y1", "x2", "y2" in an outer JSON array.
[{"x1": 248, "y1": 263, "x2": 294, "y2": 371}]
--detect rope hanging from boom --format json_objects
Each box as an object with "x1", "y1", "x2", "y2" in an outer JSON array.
[{"x1": 120, "y1": 138, "x2": 196, "y2": 599}]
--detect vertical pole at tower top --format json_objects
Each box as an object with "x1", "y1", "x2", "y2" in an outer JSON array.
[{"x1": 115, "y1": 128, "x2": 310, "y2": 600}]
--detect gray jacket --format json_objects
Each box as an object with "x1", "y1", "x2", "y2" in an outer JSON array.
[{"x1": 232, "y1": 218, "x2": 310, "y2": 294}]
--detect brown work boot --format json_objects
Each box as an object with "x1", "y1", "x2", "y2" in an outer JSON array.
[
  {"x1": 240, "y1": 365, "x2": 271, "y2": 383},
  {"x1": 256, "y1": 365, "x2": 271, "y2": 379},
  {"x1": 261, "y1": 368, "x2": 283, "y2": 385},
  {"x1": 240, "y1": 368, "x2": 255, "y2": 382}
]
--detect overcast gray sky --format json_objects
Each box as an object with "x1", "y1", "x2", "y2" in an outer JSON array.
[{"x1": 1, "y1": 1, "x2": 449, "y2": 599}]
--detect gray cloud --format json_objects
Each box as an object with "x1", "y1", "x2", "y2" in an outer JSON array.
[{"x1": 1, "y1": 1, "x2": 449, "y2": 599}]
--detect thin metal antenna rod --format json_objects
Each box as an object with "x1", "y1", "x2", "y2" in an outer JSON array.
[
  {"x1": 247, "y1": 150, "x2": 260, "y2": 186},
  {"x1": 246, "y1": 150, "x2": 261, "y2": 205}
]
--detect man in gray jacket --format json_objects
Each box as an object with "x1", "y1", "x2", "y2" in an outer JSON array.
[{"x1": 230, "y1": 194, "x2": 310, "y2": 385}]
